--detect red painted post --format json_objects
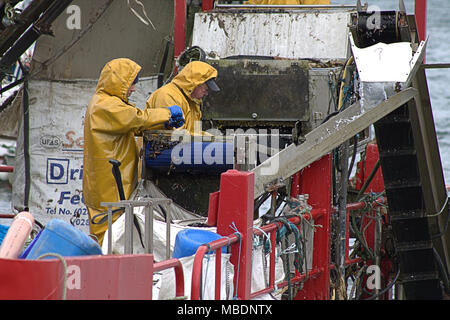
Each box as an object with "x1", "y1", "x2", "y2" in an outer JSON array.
[
  {"x1": 174, "y1": 0, "x2": 186, "y2": 60},
  {"x1": 415, "y1": 0, "x2": 427, "y2": 42},
  {"x1": 295, "y1": 154, "x2": 332, "y2": 300},
  {"x1": 216, "y1": 170, "x2": 254, "y2": 300},
  {"x1": 207, "y1": 191, "x2": 220, "y2": 226},
  {"x1": 202, "y1": 0, "x2": 214, "y2": 11}
]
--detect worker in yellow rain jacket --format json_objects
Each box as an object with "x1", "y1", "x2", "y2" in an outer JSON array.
[
  {"x1": 246, "y1": 0, "x2": 330, "y2": 4},
  {"x1": 83, "y1": 58, "x2": 184, "y2": 244},
  {"x1": 145, "y1": 61, "x2": 220, "y2": 135}
]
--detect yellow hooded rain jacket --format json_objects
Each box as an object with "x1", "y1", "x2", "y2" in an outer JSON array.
[
  {"x1": 145, "y1": 61, "x2": 218, "y2": 134},
  {"x1": 83, "y1": 58, "x2": 171, "y2": 244}
]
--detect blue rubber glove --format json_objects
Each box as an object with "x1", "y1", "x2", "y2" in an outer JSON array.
[
  {"x1": 168, "y1": 105, "x2": 182, "y2": 118},
  {"x1": 165, "y1": 105, "x2": 185, "y2": 129},
  {"x1": 166, "y1": 117, "x2": 185, "y2": 129}
]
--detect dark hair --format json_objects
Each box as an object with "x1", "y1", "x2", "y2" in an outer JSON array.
[{"x1": 132, "y1": 74, "x2": 139, "y2": 85}]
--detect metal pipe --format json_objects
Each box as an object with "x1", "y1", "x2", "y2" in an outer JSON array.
[
  {"x1": 165, "y1": 202, "x2": 171, "y2": 260},
  {"x1": 0, "y1": 0, "x2": 56, "y2": 56},
  {"x1": 422, "y1": 63, "x2": 450, "y2": 69},
  {"x1": 0, "y1": 0, "x2": 73, "y2": 81},
  {"x1": 0, "y1": 77, "x2": 24, "y2": 95},
  {"x1": 0, "y1": 165, "x2": 13, "y2": 172},
  {"x1": 144, "y1": 203, "x2": 153, "y2": 254},
  {"x1": 124, "y1": 204, "x2": 134, "y2": 254},
  {"x1": 107, "y1": 206, "x2": 112, "y2": 254},
  {"x1": 415, "y1": 0, "x2": 427, "y2": 41},
  {"x1": 331, "y1": 197, "x2": 385, "y2": 213}
]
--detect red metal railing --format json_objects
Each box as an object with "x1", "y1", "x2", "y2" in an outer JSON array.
[
  {"x1": 191, "y1": 235, "x2": 238, "y2": 300},
  {"x1": 188, "y1": 151, "x2": 387, "y2": 300},
  {"x1": 0, "y1": 166, "x2": 13, "y2": 173},
  {"x1": 153, "y1": 258, "x2": 185, "y2": 298},
  {"x1": 190, "y1": 200, "x2": 381, "y2": 300}
]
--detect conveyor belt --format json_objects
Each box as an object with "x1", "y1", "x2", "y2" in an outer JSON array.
[
  {"x1": 374, "y1": 102, "x2": 445, "y2": 299},
  {"x1": 359, "y1": 11, "x2": 450, "y2": 299}
]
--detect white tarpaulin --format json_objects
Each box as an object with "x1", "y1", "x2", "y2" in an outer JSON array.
[{"x1": 11, "y1": 78, "x2": 158, "y2": 233}]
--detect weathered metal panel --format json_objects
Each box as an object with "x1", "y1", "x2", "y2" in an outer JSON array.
[
  {"x1": 192, "y1": 11, "x2": 352, "y2": 60},
  {"x1": 31, "y1": 0, "x2": 174, "y2": 80},
  {"x1": 308, "y1": 67, "x2": 341, "y2": 129},
  {"x1": 203, "y1": 59, "x2": 309, "y2": 123}
]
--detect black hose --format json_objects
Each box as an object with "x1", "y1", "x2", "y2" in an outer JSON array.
[
  {"x1": 364, "y1": 266, "x2": 400, "y2": 300},
  {"x1": 356, "y1": 160, "x2": 381, "y2": 201},
  {"x1": 433, "y1": 247, "x2": 450, "y2": 294}
]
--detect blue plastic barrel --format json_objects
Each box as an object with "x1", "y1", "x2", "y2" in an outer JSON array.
[
  {"x1": 172, "y1": 229, "x2": 226, "y2": 259},
  {"x1": 22, "y1": 219, "x2": 102, "y2": 259},
  {"x1": 145, "y1": 141, "x2": 234, "y2": 174}
]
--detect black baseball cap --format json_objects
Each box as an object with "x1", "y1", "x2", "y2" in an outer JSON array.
[{"x1": 205, "y1": 78, "x2": 220, "y2": 92}]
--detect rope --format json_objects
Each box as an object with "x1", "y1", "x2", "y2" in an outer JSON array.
[
  {"x1": 229, "y1": 222, "x2": 242, "y2": 300},
  {"x1": 349, "y1": 265, "x2": 367, "y2": 300},
  {"x1": 36, "y1": 253, "x2": 68, "y2": 300},
  {"x1": 252, "y1": 226, "x2": 272, "y2": 254}
]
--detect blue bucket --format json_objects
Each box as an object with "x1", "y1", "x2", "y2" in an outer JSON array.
[
  {"x1": 0, "y1": 224, "x2": 9, "y2": 246},
  {"x1": 172, "y1": 229, "x2": 226, "y2": 259},
  {"x1": 22, "y1": 219, "x2": 102, "y2": 259}
]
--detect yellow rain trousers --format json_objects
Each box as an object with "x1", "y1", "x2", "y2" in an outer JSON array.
[
  {"x1": 83, "y1": 58, "x2": 171, "y2": 244},
  {"x1": 145, "y1": 61, "x2": 218, "y2": 134},
  {"x1": 246, "y1": 0, "x2": 330, "y2": 4}
]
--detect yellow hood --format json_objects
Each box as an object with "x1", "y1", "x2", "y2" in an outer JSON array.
[
  {"x1": 172, "y1": 61, "x2": 218, "y2": 98},
  {"x1": 83, "y1": 58, "x2": 171, "y2": 242},
  {"x1": 96, "y1": 58, "x2": 141, "y2": 103}
]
